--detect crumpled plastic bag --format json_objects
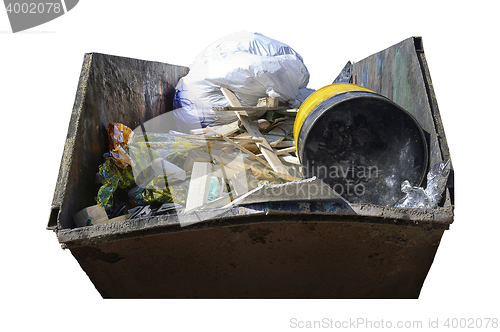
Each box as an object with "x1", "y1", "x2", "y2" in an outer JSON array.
[
  {"x1": 173, "y1": 31, "x2": 312, "y2": 132},
  {"x1": 394, "y1": 159, "x2": 451, "y2": 209},
  {"x1": 96, "y1": 156, "x2": 135, "y2": 208},
  {"x1": 129, "y1": 132, "x2": 207, "y2": 183},
  {"x1": 129, "y1": 175, "x2": 189, "y2": 206},
  {"x1": 125, "y1": 132, "x2": 206, "y2": 206}
]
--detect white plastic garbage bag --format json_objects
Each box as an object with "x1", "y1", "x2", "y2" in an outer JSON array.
[{"x1": 173, "y1": 31, "x2": 312, "y2": 132}]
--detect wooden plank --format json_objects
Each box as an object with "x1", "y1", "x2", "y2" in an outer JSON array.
[
  {"x1": 255, "y1": 119, "x2": 271, "y2": 131},
  {"x1": 220, "y1": 145, "x2": 236, "y2": 155},
  {"x1": 214, "y1": 120, "x2": 240, "y2": 136},
  {"x1": 205, "y1": 126, "x2": 271, "y2": 168},
  {"x1": 213, "y1": 105, "x2": 292, "y2": 112},
  {"x1": 272, "y1": 140, "x2": 295, "y2": 148},
  {"x1": 190, "y1": 127, "x2": 211, "y2": 135},
  {"x1": 274, "y1": 109, "x2": 298, "y2": 115},
  {"x1": 183, "y1": 150, "x2": 241, "y2": 179},
  {"x1": 73, "y1": 204, "x2": 108, "y2": 228},
  {"x1": 256, "y1": 97, "x2": 279, "y2": 108},
  {"x1": 187, "y1": 149, "x2": 301, "y2": 182},
  {"x1": 191, "y1": 120, "x2": 240, "y2": 136},
  {"x1": 220, "y1": 87, "x2": 292, "y2": 180},
  {"x1": 256, "y1": 146, "x2": 296, "y2": 158},
  {"x1": 92, "y1": 213, "x2": 132, "y2": 225},
  {"x1": 229, "y1": 168, "x2": 259, "y2": 198},
  {"x1": 279, "y1": 154, "x2": 301, "y2": 165},
  {"x1": 239, "y1": 119, "x2": 291, "y2": 178},
  {"x1": 184, "y1": 162, "x2": 231, "y2": 212},
  {"x1": 274, "y1": 146, "x2": 296, "y2": 155},
  {"x1": 185, "y1": 162, "x2": 213, "y2": 211},
  {"x1": 233, "y1": 130, "x2": 282, "y2": 146},
  {"x1": 183, "y1": 149, "x2": 214, "y2": 172},
  {"x1": 220, "y1": 88, "x2": 249, "y2": 116},
  {"x1": 267, "y1": 118, "x2": 295, "y2": 147},
  {"x1": 170, "y1": 132, "x2": 263, "y2": 143}
]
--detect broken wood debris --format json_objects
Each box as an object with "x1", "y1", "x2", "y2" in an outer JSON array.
[
  {"x1": 205, "y1": 126, "x2": 271, "y2": 168},
  {"x1": 185, "y1": 162, "x2": 231, "y2": 212},
  {"x1": 212, "y1": 105, "x2": 295, "y2": 112},
  {"x1": 190, "y1": 120, "x2": 239, "y2": 136},
  {"x1": 220, "y1": 87, "x2": 293, "y2": 180},
  {"x1": 73, "y1": 204, "x2": 132, "y2": 227},
  {"x1": 170, "y1": 132, "x2": 264, "y2": 143},
  {"x1": 212, "y1": 95, "x2": 298, "y2": 114},
  {"x1": 79, "y1": 91, "x2": 306, "y2": 228}
]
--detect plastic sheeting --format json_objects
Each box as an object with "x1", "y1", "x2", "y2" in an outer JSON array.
[{"x1": 394, "y1": 159, "x2": 451, "y2": 209}]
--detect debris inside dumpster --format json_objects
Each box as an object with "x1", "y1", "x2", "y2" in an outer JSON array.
[
  {"x1": 394, "y1": 159, "x2": 451, "y2": 209},
  {"x1": 108, "y1": 122, "x2": 135, "y2": 168},
  {"x1": 225, "y1": 176, "x2": 347, "y2": 207},
  {"x1": 72, "y1": 34, "x2": 450, "y2": 229},
  {"x1": 96, "y1": 157, "x2": 135, "y2": 209},
  {"x1": 85, "y1": 81, "x2": 436, "y2": 228},
  {"x1": 73, "y1": 204, "x2": 132, "y2": 227},
  {"x1": 84, "y1": 95, "x2": 305, "y2": 227}
]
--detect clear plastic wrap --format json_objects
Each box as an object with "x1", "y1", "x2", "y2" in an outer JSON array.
[{"x1": 394, "y1": 159, "x2": 451, "y2": 209}]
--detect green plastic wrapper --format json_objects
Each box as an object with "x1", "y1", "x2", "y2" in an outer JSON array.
[
  {"x1": 131, "y1": 175, "x2": 189, "y2": 206},
  {"x1": 96, "y1": 156, "x2": 135, "y2": 208},
  {"x1": 97, "y1": 127, "x2": 210, "y2": 209}
]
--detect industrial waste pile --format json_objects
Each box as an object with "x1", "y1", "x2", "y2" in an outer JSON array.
[{"x1": 73, "y1": 31, "x2": 451, "y2": 228}]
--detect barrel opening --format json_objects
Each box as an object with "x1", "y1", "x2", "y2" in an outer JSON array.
[{"x1": 298, "y1": 92, "x2": 428, "y2": 206}]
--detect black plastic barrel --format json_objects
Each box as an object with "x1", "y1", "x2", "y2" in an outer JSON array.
[{"x1": 294, "y1": 83, "x2": 428, "y2": 206}]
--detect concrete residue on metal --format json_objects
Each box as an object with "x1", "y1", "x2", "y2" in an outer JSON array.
[{"x1": 350, "y1": 203, "x2": 453, "y2": 225}]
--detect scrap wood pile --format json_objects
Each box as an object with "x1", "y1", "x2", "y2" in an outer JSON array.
[
  {"x1": 71, "y1": 31, "x2": 453, "y2": 229},
  {"x1": 73, "y1": 92, "x2": 305, "y2": 228},
  {"x1": 73, "y1": 31, "x2": 322, "y2": 228}
]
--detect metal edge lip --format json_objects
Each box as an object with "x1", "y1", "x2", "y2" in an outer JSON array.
[{"x1": 56, "y1": 201, "x2": 452, "y2": 248}]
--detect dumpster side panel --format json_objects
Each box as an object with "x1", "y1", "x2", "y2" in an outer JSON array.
[
  {"x1": 352, "y1": 37, "x2": 454, "y2": 207},
  {"x1": 50, "y1": 53, "x2": 189, "y2": 229},
  {"x1": 49, "y1": 53, "x2": 93, "y2": 229},
  {"x1": 69, "y1": 220, "x2": 445, "y2": 299},
  {"x1": 353, "y1": 38, "x2": 439, "y2": 166}
]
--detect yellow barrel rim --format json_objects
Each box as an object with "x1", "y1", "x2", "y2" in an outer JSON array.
[{"x1": 294, "y1": 83, "x2": 374, "y2": 152}]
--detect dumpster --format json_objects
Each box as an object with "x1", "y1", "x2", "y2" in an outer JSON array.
[{"x1": 48, "y1": 36, "x2": 454, "y2": 298}]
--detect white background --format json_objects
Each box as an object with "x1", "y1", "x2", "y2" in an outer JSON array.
[{"x1": 1, "y1": 1, "x2": 498, "y2": 331}]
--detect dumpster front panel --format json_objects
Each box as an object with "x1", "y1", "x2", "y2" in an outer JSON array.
[{"x1": 69, "y1": 219, "x2": 445, "y2": 299}]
